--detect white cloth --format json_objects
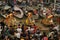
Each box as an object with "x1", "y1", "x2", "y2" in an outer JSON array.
[
  {"x1": 43, "y1": 13, "x2": 46, "y2": 15},
  {"x1": 48, "y1": 32, "x2": 54, "y2": 37},
  {"x1": 17, "y1": 28, "x2": 22, "y2": 33},
  {"x1": 30, "y1": 28, "x2": 34, "y2": 32},
  {"x1": 15, "y1": 33, "x2": 20, "y2": 38},
  {"x1": 43, "y1": 10, "x2": 46, "y2": 15},
  {"x1": 53, "y1": 25, "x2": 59, "y2": 31},
  {"x1": 26, "y1": 27, "x2": 31, "y2": 31},
  {"x1": 43, "y1": 10, "x2": 46, "y2": 13}
]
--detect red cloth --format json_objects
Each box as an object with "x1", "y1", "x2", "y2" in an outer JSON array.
[
  {"x1": 43, "y1": 37, "x2": 48, "y2": 40},
  {"x1": 32, "y1": 25, "x2": 37, "y2": 33}
]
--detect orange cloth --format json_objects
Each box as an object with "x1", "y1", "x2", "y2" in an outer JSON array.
[{"x1": 47, "y1": 15, "x2": 53, "y2": 19}]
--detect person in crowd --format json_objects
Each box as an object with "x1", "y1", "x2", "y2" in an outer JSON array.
[
  {"x1": 0, "y1": 19, "x2": 5, "y2": 31},
  {"x1": 26, "y1": 26, "x2": 31, "y2": 32},
  {"x1": 46, "y1": 8, "x2": 52, "y2": 15},
  {"x1": 1, "y1": 25, "x2": 9, "y2": 40},
  {"x1": 48, "y1": 27, "x2": 54, "y2": 40},
  {"x1": 34, "y1": 29, "x2": 41, "y2": 40},
  {"x1": 33, "y1": 9, "x2": 39, "y2": 20},
  {"x1": 7, "y1": 26, "x2": 15, "y2": 40},
  {"x1": 17, "y1": 24, "x2": 22, "y2": 33},
  {"x1": 15, "y1": 24, "x2": 22, "y2": 40},
  {"x1": 53, "y1": 24, "x2": 59, "y2": 32},
  {"x1": 32, "y1": 24, "x2": 37, "y2": 33},
  {"x1": 0, "y1": 20, "x2": 6, "y2": 39},
  {"x1": 42, "y1": 32, "x2": 48, "y2": 40},
  {"x1": 30, "y1": 26, "x2": 34, "y2": 34},
  {"x1": 48, "y1": 32, "x2": 54, "y2": 40},
  {"x1": 21, "y1": 32, "x2": 26, "y2": 40},
  {"x1": 27, "y1": 30, "x2": 31, "y2": 40},
  {"x1": 8, "y1": 26, "x2": 15, "y2": 35},
  {"x1": 53, "y1": 29, "x2": 59, "y2": 40},
  {"x1": 21, "y1": 24, "x2": 25, "y2": 33},
  {"x1": 14, "y1": 31, "x2": 20, "y2": 40},
  {"x1": 25, "y1": 26, "x2": 31, "y2": 40},
  {"x1": 26, "y1": 25, "x2": 34, "y2": 34},
  {"x1": 3, "y1": 25, "x2": 10, "y2": 40}
]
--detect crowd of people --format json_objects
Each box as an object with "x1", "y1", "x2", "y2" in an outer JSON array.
[
  {"x1": 0, "y1": 19, "x2": 60, "y2": 40},
  {"x1": 0, "y1": 0, "x2": 60, "y2": 40}
]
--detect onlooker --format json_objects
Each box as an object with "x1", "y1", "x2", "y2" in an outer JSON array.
[
  {"x1": 42, "y1": 32, "x2": 48, "y2": 40},
  {"x1": 0, "y1": 20, "x2": 5, "y2": 31},
  {"x1": 53, "y1": 29, "x2": 59, "y2": 40},
  {"x1": 14, "y1": 31, "x2": 20, "y2": 40},
  {"x1": 34, "y1": 29, "x2": 41, "y2": 40},
  {"x1": 21, "y1": 24, "x2": 25, "y2": 33},
  {"x1": 32, "y1": 24, "x2": 37, "y2": 33},
  {"x1": 53, "y1": 24, "x2": 59, "y2": 32},
  {"x1": 17, "y1": 24, "x2": 22, "y2": 33},
  {"x1": 48, "y1": 32, "x2": 54, "y2": 40}
]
